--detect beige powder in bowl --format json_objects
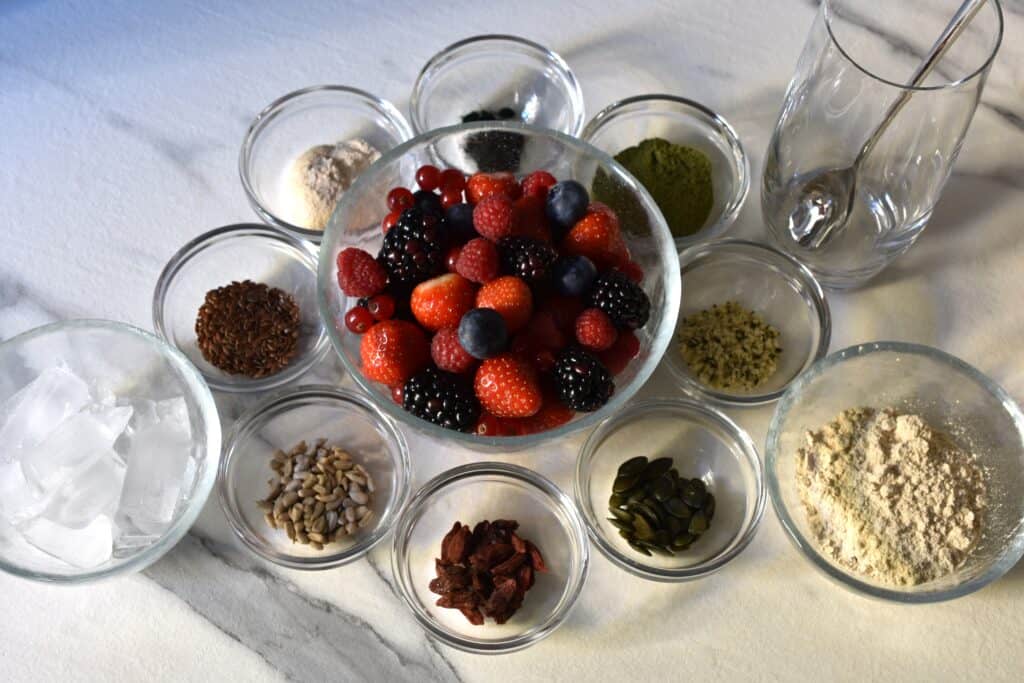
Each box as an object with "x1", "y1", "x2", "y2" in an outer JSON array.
[{"x1": 279, "y1": 139, "x2": 380, "y2": 231}]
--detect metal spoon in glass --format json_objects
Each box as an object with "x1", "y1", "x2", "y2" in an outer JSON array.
[{"x1": 788, "y1": 0, "x2": 988, "y2": 250}]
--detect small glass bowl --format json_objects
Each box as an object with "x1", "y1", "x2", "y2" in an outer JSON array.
[
  {"x1": 218, "y1": 385, "x2": 410, "y2": 570},
  {"x1": 581, "y1": 94, "x2": 750, "y2": 247},
  {"x1": 665, "y1": 239, "x2": 831, "y2": 406},
  {"x1": 0, "y1": 320, "x2": 221, "y2": 584},
  {"x1": 153, "y1": 224, "x2": 329, "y2": 394},
  {"x1": 575, "y1": 398, "x2": 765, "y2": 582},
  {"x1": 410, "y1": 34, "x2": 584, "y2": 138},
  {"x1": 767, "y1": 342, "x2": 1024, "y2": 603},
  {"x1": 391, "y1": 462, "x2": 589, "y2": 654},
  {"x1": 239, "y1": 85, "x2": 414, "y2": 243}
]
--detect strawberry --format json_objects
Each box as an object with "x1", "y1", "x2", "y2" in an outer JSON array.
[
  {"x1": 521, "y1": 170, "x2": 557, "y2": 199},
  {"x1": 474, "y1": 354, "x2": 542, "y2": 418},
  {"x1": 513, "y1": 194, "x2": 551, "y2": 242},
  {"x1": 473, "y1": 195, "x2": 519, "y2": 242},
  {"x1": 410, "y1": 273, "x2": 477, "y2": 332},
  {"x1": 510, "y1": 311, "x2": 567, "y2": 360},
  {"x1": 466, "y1": 172, "x2": 519, "y2": 204},
  {"x1": 431, "y1": 326, "x2": 477, "y2": 374},
  {"x1": 563, "y1": 207, "x2": 630, "y2": 270},
  {"x1": 598, "y1": 330, "x2": 640, "y2": 375},
  {"x1": 336, "y1": 248, "x2": 387, "y2": 298},
  {"x1": 476, "y1": 276, "x2": 532, "y2": 333},
  {"x1": 575, "y1": 307, "x2": 618, "y2": 351},
  {"x1": 455, "y1": 237, "x2": 500, "y2": 283},
  {"x1": 360, "y1": 320, "x2": 429, "y2": 387}
]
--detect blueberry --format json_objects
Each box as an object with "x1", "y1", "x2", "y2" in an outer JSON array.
[
  {"x1": 552, "y1": 255, "x2": 597, "y2": 297},
  {"x1": 445, "y1": 202, "x2": 477, "y2": 243},
  {"x1": 458, "y1": 308, "x2": 508, "y2": 360},
  {"x1": 545, "y1": 180, "x2": 589, "y2": 239},
  {"x1": 413, "y1": 190, "x2": 444, "y2": 217}
]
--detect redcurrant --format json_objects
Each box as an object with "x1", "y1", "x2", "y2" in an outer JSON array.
[
  {"x1": 382, "y1": 210, "x2": 401, "y2": 233},
  {"x1": 386, "y1": 187, "x2": 414, "y2": 212},
  {"x1": 366, "y1": 293, "x2": 395, "y2": 321},
  {"x1": 439, "y1": 168, "x2": 466, "y2": 192},
  {"x1": 415, "y1": 165, "x2": 441, "y2": 191},
  {"x1": 344, "y1": 306, "x2": 375, "y2": 334}
]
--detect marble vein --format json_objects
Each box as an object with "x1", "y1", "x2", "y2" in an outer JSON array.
[{"x1": 144, "y1": 532, "x2": 460, "y2": 683}]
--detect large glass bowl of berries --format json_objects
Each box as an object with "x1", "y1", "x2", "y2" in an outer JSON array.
[{"x1": 318, "y1": 122, "x2": 681, "y2": 451}]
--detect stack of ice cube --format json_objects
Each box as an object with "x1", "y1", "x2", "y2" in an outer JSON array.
[{"x1": 0, "y1": 365, "x2": 195, "y2": 570}]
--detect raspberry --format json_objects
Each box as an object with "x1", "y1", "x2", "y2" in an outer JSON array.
[
  {"x1": 521, "y1": 171, "x2": 557, "y2": 199},
  {"x1": 466, "y1": 172, "x2": 519, "y2": 204},
  {"x1": 476, "y1": 276, "x2": 532, "y2": 333},
  {"x1": 575, "y1": 308, "x2": 618, "y2": 351},
  {"x1": 336, "y1": 248, "x2": 387, "y2": 298},
  {"x1": 431, "y1": 327, "x2": 477, "y2": 374},
  {"x1": 473, "y1": 195, "x2": 519, "y2": 242},
  {"x1": 455, "y1": 238, "x2": 500, "y2": 283}
]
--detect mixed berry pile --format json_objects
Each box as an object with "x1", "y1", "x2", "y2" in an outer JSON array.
[{"x1": 335, "y1": 164, "x2": 651, "y2": 436}]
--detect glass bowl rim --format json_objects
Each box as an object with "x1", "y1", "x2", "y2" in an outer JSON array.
[
  {"x1": 666, "y1": 238, "x2": 832, "y2": 407},
  {"x1": 0, "y1": 318, "x2": 222, "y2": 584},
  {"x1": 822, "y1": 0, "x2": 1004, "y2": 93},
  {"x1": 316, "y1": 120, "x2": 682, "y2": 451},
  {"x1": 580, "y1": 92, "x2": 751, "y2": 246},
  {"x1": 765, "y1": 340, "x2": 1024, "y2": 603},
  {"x1": 217, "y1": 383, "x2": 411, "y2": 570},
  {"x1": 238, "y1": 84, "x2": 415, "y2": 242},
  {"x1": 575, "y1": 396, "x2": 766, "y2": 582},
  {"x1": 390, "y1": 460, "x2": 590, "y2": 654},
  {"x1": 152, "y1": 222, "x2": 330, "y2": 393},
  {"x1": 409, "y1": 33, "x2": 585, "y2": 137}
]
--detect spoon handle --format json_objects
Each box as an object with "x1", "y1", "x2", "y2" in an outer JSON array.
[{"x1": 857, "y1": 0, "x2": 988, "y2": 163}]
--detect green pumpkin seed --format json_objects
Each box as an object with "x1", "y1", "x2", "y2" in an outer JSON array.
[
  {"x1": 672, "y1": 533, "x2": 695, "y2": 549},
  {"x1": 613, "y1": 472, "x2": 641, "y2": 493},
  {"x1": 609, "y1": 507, "x2": 633, "y2": 523},
  {"x1": 651, "y1": 476, "x2": 674, "y2": 501},
  {"x1": 631, "y1": 501, "x2": 662, "y2": 526},
  {"x1": 617, "y1": 456, "x2": 649, "y2": 477},
  {"x1": 645, "y1": 543, "x2": 675, "y2": 557},
  {"x1": 632, "y1": 514, "x2": 655, "y2": 540},
  {"x1": 664, "y1": 497, "x2": 692, "y2": 519},
  {"x1": 609, "y1": 493, "x2": 626, "y2": 508},
  {"x1": 652, "y1": 529, "x2": 671, "y2": 546},
  {"x1": 607, "y1": 518, "x2": 633, "y2": 532},
  {"x1": 628, "y1": 539, "x2": 652, "y2": 556},
  {"x1": 627, "y1": 488, "x2": 646, "y2": 503},
  {"x1": 641, "y1": 457, "x2": 673, "y2": 482},
  {"x1": 666, "y1": 515, "x2": 682, "y2": 536},
  {"x1": 618, "y1": 528, "x2": 632, "y2": 540},
  {"x1": 681, "y1": 478, "x2": 708, "y2": 507},
  {"x1": 688, "y1": 512, "x2": 708, "y2": 535},
  {"x1": 703, "y1": 493, "x2": 716, "y2": 520}
]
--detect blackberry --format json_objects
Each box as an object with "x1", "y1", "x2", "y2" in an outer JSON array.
[
  {"x1": 377, "y1": 208, "x2": 445, "y2": 286},
  {"x1": 499, "y1": 236, "x2": 557, "y2": 283},
  {"x1": 402, "y1": 367, "x2": 481, "y2": 432},
  {"x1": 553, "y1": 348, "x2": 614, "y2": 412},
  {"x1": 588, "y1": 271, "x2": 650, "y2": 330}
]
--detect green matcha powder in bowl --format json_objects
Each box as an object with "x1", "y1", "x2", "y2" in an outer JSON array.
[{"x1": 582, "y1": 94, "x2": 750, "y2": 246}]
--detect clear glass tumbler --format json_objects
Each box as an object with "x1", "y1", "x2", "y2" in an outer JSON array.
[{"x1": 762, "y1": 0, "x2": 1003, "y2": 289}]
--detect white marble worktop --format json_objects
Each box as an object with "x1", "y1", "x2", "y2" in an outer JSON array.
[{"x1": 2, "y1": 0, "x2": 1024, "y2": 680}]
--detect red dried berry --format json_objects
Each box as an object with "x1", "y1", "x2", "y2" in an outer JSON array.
[
  {"x1": 336, "y1": 248, "x2": 387, "y2": 298},
  {"x1": 344, "y1": 305, "x2": 375, "y2": 334},
  {"x1": 440, "y1": 169, "x2": 467, "y2": 193},
  {"x1": 575, "y1": 307, "x2": 618, "y2": 351},
  {"x1": 366, "y1": 293, "x2": 395, "y2": 321},
  {"x1": 386, "y1": 187, "x2": 415, "y2": 212},
  {"x1": 415, "y1": 165, "x2": 441, "y2": 191},
  {"x1": 431, "y1": 327, "x2": 477, "y2": 374},
  {"x1": 455, "y1": 237, "x2": 500, "y2": 283}
]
